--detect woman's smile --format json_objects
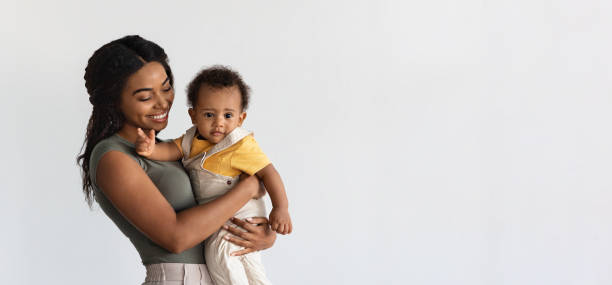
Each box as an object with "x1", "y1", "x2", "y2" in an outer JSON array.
[{"x1": 148, "y1": 111, "x2": 169, "y2": 122}]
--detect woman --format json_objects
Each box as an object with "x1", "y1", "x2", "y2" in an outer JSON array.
[{"x1": 77, "y1": 35, "x2": 276, "y2": 284}]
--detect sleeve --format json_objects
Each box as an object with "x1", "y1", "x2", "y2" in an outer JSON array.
[
  {"x1": 173, "y1": 135, "x2": 185, "y2": 156},
  {"x1": 89, "y1": 139, "x2": 143, "y2": 187},
  {"x1": 230, "y1": 135, "x2": 271, "y2": 175}
]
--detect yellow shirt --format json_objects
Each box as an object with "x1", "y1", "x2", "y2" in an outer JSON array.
[{"x1": 173, "y1": 133, "x2": 270, "y2": 177}]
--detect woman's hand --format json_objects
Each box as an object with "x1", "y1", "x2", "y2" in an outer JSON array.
[{"x1": 222, "y1": 217, "x2": 277, "y2": 256}]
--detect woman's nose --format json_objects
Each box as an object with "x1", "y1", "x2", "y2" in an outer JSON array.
[{"x1": 154, "y1": 93, "x2": 169, "y2": 110}]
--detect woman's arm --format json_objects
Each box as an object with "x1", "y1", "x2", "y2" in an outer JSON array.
[{"x1": 96, "y1": 150, "x2": 261, "y2": 253}]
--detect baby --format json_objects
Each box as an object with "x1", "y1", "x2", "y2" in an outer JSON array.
[{"x1": 135, "y1": 65, "x2": 291, "y2": 285}]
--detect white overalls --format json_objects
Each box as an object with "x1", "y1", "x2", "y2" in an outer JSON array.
[{"x1": 181, "y1": 126, "x2": 272, "y2": 285}]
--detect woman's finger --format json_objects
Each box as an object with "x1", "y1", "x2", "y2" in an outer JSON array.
[
  {"x1": 245, "y1": 217, "x2": 269, "y2": 225},
  {"x1": 229, "y1": 217, "x2": 248, "y2": 228},
  {"x1": 223, "y1": 234, "x2": 252, "y2": 250},
  {"x1": 230, "y1": 217, "x2": 263, "y2": 232},
  {"x1": 226, "y1": 217, "x2": 276, "y2": 252},
  {"x1": 230, "y1": 247, "x2": 255, "y2": 257},
  {"x1": 223, "y1": 224, "x2": 254, "y2": 240}
]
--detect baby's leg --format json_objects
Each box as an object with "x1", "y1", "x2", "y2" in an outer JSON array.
[
  {"x1": 233, "y1": 199, "x2": 272, "y2": 284},
  {"x1": 240, "y1": 251, "x2": 272, "y2": 285},
  {"x1": 204, "y1": 227, "x2": 249, "y2": 285}
]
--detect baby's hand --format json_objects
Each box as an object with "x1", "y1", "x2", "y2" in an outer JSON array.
[
  {"x1": 269, "y1": 207, "x2": 292, "y2": 235},
  {"x1": 135, "y1": 128, "x2": 156, "y2": 157}
]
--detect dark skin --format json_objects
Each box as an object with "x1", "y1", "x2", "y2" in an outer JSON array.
[
  {"x1": 135, "y1": 84, "x2": 293, "y2": 234},
  {"x1": 97, "y1": 62, "x2": 275, "y2": 255}
]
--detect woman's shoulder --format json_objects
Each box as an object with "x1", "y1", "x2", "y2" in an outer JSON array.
[
  {"x1": 89, "y1": 134, "x2": 142, "y2": 182},
  {"x1": 91, "y1": 134, "x2": 135, "y2": 159}
]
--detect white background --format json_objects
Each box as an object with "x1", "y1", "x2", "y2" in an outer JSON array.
[{"x1": 3, "y1": 0, "x2": 612, "y2": 284}]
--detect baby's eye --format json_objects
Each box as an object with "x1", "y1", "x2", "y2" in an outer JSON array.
[
  {"x1": 224, "y1": 113, "x2": 233, "y2": 119},
  {"x1": 204, "y1": 112, "x2": 214, "y2": 118}
]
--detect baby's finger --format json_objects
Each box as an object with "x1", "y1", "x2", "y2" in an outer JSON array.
[
  {"x1": 147, "y1": 129, "x2": 155, "y2": 140},
  {"x1": 137, "y1": 128, "x2": 147, "y2": 140}
]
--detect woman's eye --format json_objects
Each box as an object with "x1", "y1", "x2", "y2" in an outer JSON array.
[
  {"x1": 163, "y1": 86, "x2": 172, "y2": 92},
  {"x1": 139, "y1": 97, "x2": 151, "y2": 102},
  {"x1": 224, "y1": 113, "x2": 233, "y2": 118},
  {"x1": 204, "y1": 113, "x2": 214, "y2": 118}
]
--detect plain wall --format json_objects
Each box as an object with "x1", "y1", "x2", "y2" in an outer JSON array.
[{"x1": 3, "y1": 0, "x2": 612, "y2": 284}]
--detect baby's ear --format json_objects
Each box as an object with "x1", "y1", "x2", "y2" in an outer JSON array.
[
  {"x1": 188, "y1": 108, "x2": 196, "y2": 124},
  {"x1": 238, "y1": 112, "x2": 247, "y2": 126}
]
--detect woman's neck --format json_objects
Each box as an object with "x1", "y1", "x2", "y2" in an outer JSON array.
[{"x1": 117, "y1": 124, "x2": 145, "y2": 144}]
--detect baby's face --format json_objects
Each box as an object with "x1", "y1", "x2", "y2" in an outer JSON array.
[{"x1": 188, "y1": 85, "x2": 246, "y2": 144}]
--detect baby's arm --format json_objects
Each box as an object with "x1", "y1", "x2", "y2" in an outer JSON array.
[
  {"x1": 255, "y1": 164, "x2": 292, "y2": 235},
  {"x1": 135, "y1": 128, "x2": 182, "y2": 161}
]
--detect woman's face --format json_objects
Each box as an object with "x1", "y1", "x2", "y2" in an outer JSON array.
[{"x1": 119, "y1": 61, "x2": 174, "y2": 133}]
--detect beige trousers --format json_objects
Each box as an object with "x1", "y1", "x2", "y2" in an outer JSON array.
[
  {"x1": 142, "y1": 263, "x2": 214, "y2": 285},
  {"x1": 204, "y1": 222, "x2": 271, "y2": 285}
]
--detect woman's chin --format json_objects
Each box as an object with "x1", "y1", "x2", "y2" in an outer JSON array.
[{"x1": 147, "y1": 120, "x2": 169, "y2": 132}]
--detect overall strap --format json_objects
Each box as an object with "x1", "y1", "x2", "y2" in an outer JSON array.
[{"x1": 181, "y1": 126, "x2": 198, "y2": 161}]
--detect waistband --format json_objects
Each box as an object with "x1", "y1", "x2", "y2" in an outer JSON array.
[{"x1": 144, "y1": 263, "x2": 213, "y2": 283}]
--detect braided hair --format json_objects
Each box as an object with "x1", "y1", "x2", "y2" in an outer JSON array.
[{"x1": 77, "y1": 35, "x2": 174, "y2": 207}]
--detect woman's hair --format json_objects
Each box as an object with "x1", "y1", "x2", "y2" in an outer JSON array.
[
  {"x1": 77, "y1": 35, "x2": 174, "y2": 207},
  {"x1": 186, "y1": 65, "x2": 251, "y2": 111}
]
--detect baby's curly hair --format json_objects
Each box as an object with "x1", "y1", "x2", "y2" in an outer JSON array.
[{"x1": 186, "y1": 65, "x2": 251, "y2": 111}]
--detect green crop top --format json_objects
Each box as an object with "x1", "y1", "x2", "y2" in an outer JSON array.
[{"x1": 89, "y1": 134, "x2": 205, "y2": 265}]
